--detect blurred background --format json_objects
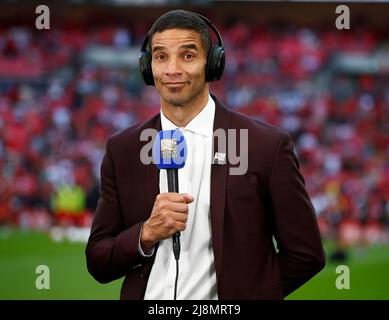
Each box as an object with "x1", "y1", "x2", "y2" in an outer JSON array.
[{"x1": 1, "y1": 0, "x2": 389, "y2": 299}]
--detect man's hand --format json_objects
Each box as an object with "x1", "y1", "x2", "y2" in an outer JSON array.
[{"x1": 140, "y1": 193, "x2": 194, "y2": 253}]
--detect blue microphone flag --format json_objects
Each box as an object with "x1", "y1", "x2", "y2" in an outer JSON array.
[{"x1": 152, "y1": 129, "x2": 187, "y2": 169}]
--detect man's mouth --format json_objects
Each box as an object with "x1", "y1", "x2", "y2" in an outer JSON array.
[{"x1": 163, "y1": 82, "x2": 188, "y2": 88}]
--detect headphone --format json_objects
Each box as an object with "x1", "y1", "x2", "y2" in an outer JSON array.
[{"x1": 139, "y1": 14, "x2": 225, "y2": 86}]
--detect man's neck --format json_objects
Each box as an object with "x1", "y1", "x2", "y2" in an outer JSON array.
[{"x1": 161, "y1": 91, "x2": 210, "y2": 128}]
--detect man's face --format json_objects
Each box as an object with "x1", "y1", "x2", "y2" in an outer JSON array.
[{"x1": 150, "y1": 28, "x2": 208, "y2": 107}]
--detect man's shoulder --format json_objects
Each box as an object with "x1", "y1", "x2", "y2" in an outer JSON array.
[{"x1": 213, "y1": 94, "x2": 288, "y2": 141}]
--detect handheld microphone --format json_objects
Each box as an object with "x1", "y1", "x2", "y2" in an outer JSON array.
[{"x1": 152, "y1": 129, "x2": 187, "y2": 261}]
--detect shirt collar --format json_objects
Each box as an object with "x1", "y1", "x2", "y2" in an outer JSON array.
[{"x1": 160, "y1": 95, "x2": 215, "y2": 137}]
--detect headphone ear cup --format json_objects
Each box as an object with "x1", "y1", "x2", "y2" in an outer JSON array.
[
  {"x1": 205, "y1": 45, "x2": 216, "y2": 82},
  {"x1": 139, "y1": 50, "x2": 154, "y2": 86},
  {"x1": 205, "y1": 44, "x2": 225, "y2": 82}
]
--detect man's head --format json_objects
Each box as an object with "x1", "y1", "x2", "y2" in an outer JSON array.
[
  {"x1": 148, "y1": 10, "x2": 213, "y2": 58},
  {"x1": 139, "y1": 10, "x2": 225, "y2": 109}
]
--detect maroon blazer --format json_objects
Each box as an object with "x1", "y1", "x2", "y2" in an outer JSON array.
[{"x1": 86, "y1": 94, "x2": 325, "y2": 300}]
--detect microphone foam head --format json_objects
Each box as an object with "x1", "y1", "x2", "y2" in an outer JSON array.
[{"x1": 153, "y1": 129, "x2": 187, "y2": 169}]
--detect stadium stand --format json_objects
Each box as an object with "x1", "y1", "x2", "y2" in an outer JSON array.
[{"x1": 0, "y1": 7, "x2": 388, "y2": 246}]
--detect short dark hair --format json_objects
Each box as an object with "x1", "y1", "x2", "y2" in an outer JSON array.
[{"x1": 148, "y1": 10, "x2": 213, "y2": 55}]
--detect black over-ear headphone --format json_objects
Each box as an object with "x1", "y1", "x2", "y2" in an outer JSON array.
[{"x1": 139, "y1": 14, "x2": 225, "y2": 86}]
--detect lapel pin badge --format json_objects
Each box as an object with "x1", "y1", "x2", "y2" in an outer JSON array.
[{"x1": 213, "y1": 152, "x2": 226, "y2": 165}]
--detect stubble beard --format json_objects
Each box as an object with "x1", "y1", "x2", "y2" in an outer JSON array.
[{"x1": 161, "y1": 82, "x2": 207, "y2": 109}]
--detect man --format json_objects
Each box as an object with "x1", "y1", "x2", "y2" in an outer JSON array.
[{"x1": 86, "y1": 10, "x2": 325, "y2": 300}]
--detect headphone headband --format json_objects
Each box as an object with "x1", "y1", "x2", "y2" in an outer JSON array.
[
  {"x1": 140, "y1": 14, "x2": 224, "y2": 54},
  {"x1": 196, "y1": 14, "x2": 224, "y2": 50}
]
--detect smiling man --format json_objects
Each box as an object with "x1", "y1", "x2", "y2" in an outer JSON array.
[
  {"x1": 86, "y1": 10, "x2": 325, "y2": 300},
  {"x1": 151, "y1": 28, "x2": 208, "y2": 126}
]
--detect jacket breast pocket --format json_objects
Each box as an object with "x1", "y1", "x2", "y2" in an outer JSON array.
[{"x1": 227, "y1": 172, "x2": 260, "y2": 199}]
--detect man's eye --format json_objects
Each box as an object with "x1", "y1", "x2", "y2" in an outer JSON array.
[
  {"x1": 184, "y1": 53, "x2": 194, "y2": 60},
  {"x1": 154, "y1": 54, "x2": 165, "y2": 60}
]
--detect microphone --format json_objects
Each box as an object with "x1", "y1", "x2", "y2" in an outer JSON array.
[{"x1": 152, "y1": 129, "x2": 187, "y2": 261}]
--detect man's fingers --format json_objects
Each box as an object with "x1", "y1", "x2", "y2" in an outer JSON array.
[
  {"x1": 174, "y1": 221, "x2": 187, "y2": 232},
  {"x1": 169, "y1": 202, "x2": 189, "y2": 213},
  {"x1": 182, "y1": 193, "x2": 194, "y2": 204},
  {"x1": 160, "y1": 192, "x2": 194, "y2": 204},
  {"x1": 156, "y1": 200, "x2": 188, "y2": 213},
  {"x1": 170, "y1": 212, "x2": 188, "y2": 223}
]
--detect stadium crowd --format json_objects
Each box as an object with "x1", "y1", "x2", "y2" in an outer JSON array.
[{"x1": 0, "y1": 20, "x2": 388, "y2": 245}]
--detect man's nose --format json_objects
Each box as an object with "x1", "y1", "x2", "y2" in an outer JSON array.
[{"x1": 164, "y1": 57, "x2": 182, "y2": 76}]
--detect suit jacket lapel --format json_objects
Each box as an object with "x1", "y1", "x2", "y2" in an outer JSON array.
[
  {"x1": 210, "y1": 94, "x2": 231, "y2": 279},
  {"x1": 145, "y1": 114, "x2": 161, "y2": 221}
]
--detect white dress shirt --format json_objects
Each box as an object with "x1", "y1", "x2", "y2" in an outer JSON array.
[{"x1": 141, "y1": 95, "x2": 218, "y2": 300}]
